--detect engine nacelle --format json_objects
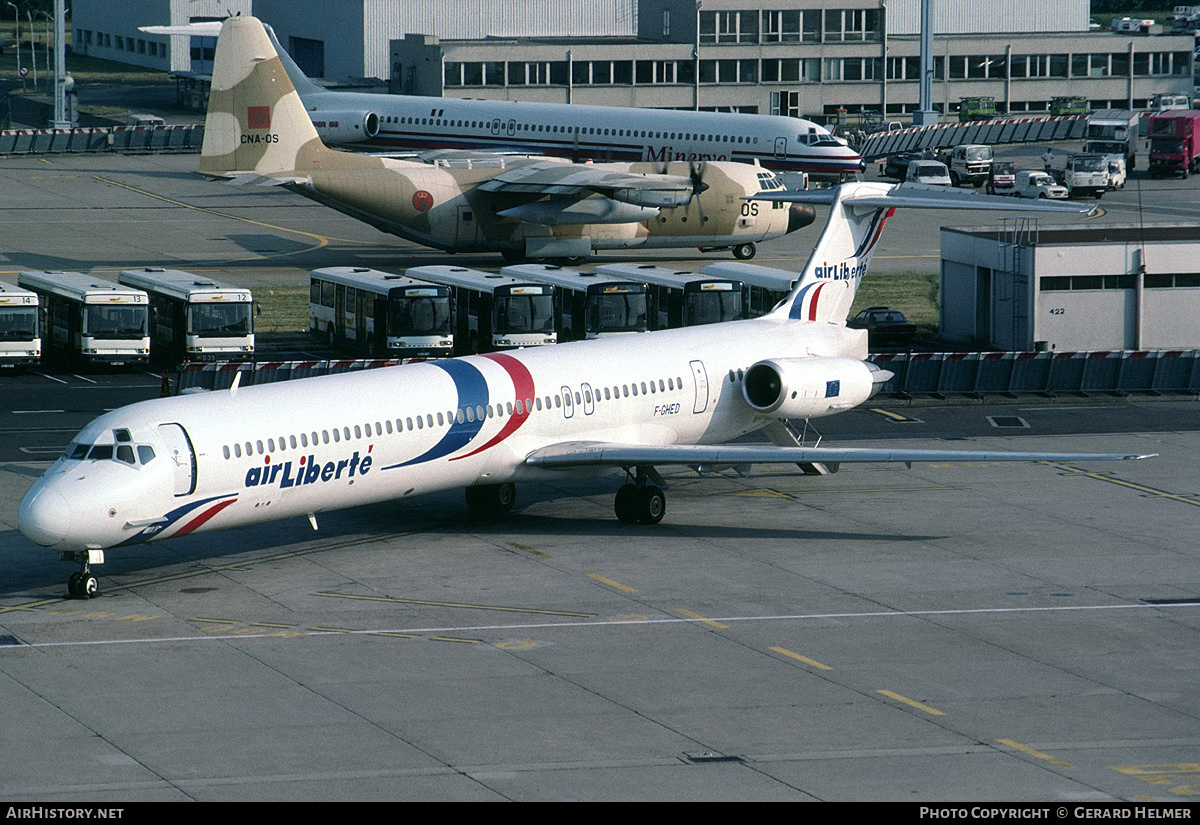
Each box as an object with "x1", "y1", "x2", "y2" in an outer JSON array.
[
  {"x1": 742, "y1": 356, "x2": 891, "y2": 419},
  {"x1": 311, "y1": 111, "x2": 380, "y2": 143}
]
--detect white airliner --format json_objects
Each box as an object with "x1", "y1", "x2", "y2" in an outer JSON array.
[
  {"x1": 145, "y1": 19, "x2": 865, "y2": 179},
  {"x1": 17, "y1": 178, "x2": 1149, "y2": 598}
]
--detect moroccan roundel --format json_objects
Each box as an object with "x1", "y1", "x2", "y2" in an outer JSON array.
[{"x1": 412, "y1": 190, "x2": 434, "y2": 212}]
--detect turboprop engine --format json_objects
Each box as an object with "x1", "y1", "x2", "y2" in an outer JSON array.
[
  {"x1": 311, "y1": 111, "x2": 380, "y2": 143},
  {"x1": 742, "y1": 357, "x2": 892, "y2": 419}
]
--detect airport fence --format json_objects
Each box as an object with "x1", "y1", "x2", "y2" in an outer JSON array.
[
  {"x1": 0, "y1": 124, "x2": 204, "y2": 155},
  {"x1": 176, "y1": 358, "x2": 407, "y2": 392},
  {"x1": 175, "y1": 350, "x2": 1200, "y2": 398},
  {"x1": 869, "y1": 350, "x2": 1200, "y2": 398}
]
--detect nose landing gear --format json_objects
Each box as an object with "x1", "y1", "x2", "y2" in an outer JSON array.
[{"x1": 63, "y1": 550, "x2": 103, "y2": 599}]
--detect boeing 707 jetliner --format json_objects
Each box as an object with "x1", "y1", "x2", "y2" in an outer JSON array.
[{"x1": 18, "y1": 20, "x2": 1150, "y2": 598}]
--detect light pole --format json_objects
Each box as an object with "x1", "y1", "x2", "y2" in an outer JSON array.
[
  {"x1": 6, "y1": 3, "x2": 21, "y2": 92},
  {"x1": 25, "y1": 9, "x2": 34, "y2": 89},
  {"x1": 37, "y1": 10, "x2": 50, "y2": 97}
]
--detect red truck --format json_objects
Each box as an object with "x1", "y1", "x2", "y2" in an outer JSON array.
[{"x1": 1148, "y1": 110, "x2": 1200, "y2": 178}]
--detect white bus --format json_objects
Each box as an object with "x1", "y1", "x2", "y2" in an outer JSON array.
[
  {"x1": 118, "y1": 268, "x2": 254, "y2": 364},
  {"x1": 594, "y1": 264, "x2": 748, "y2": 328},
  {"x1": 309, "y1": 267, "x2": 453, "y2": 358},
  {"x1": 0, "y1": 282, "x2": 41, "y2": 368},
  {"x1": 405, "y1": 266, "x2": 557, "y2": 353},
  {"x1": 499, "y1": 264, "x2": 650, "y2": 339},
  {"x1": 17, "y1": 271, "x2": 149, "y2": 367},
  {"x1": 691, "y1": 261, "x2": 800, "y2": 317}
]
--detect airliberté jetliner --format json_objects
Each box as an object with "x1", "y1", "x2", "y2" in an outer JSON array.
[
  {"x1": 18, "y1": 129, "x2": 1149, "y2": 598},
  {"x1": 149, "y1": 17, "x2": 865, "y2": 179},
  {"x1": 196, "y1": 17, "x2": 813, "y2": 262}
]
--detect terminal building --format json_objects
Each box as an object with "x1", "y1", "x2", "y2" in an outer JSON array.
[
  {"x1": 939, "y1": 223, "x2": 1200, "y2": 352},
  {"x1": 71, "y1": 0, "x2": 1196, "y2": 122}
]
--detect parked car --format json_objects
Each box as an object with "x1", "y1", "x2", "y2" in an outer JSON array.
[
  {"x1": 904, "y1": 159, "x2": 952, "y2": 186},
  {"x1": 847, "y1": 307, "x2": 918, "y2": 347},
  {"x1": 1014, "y1": 170, "x2": 1068, "y2": 199}
]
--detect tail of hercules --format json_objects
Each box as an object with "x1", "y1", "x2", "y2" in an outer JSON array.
[{"x1": 198, "y1": 16, "x2": 327, "y2": 178}]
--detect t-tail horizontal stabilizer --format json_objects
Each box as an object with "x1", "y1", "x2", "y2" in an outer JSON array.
[{"x1": 747, "y1": 180, "x2": 1099, "y2": 216}]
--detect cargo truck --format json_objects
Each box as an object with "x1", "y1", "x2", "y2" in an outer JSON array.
[
  {"x1": 1148, "y1": 110, "x2": 1200, "y2": 178},
  {"x1": 1052, "y1": 154, "x2": 1108, "y2": 198},
  {"x1": 1084, "y1": 110, "x2": 1140, "y2": 170}
]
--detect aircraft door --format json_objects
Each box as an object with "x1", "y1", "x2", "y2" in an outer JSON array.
[
  {"x1": 507, "y1": 119, "x2": 517, "y2": 137},
  {"x1": 560, "y1": 386, "x2": 574, "y2": 418},
  {"x1": 157, "y1": 423, "x2": 197, "y2": 496},
  {"x1": 490, "y1": 118, "x2": 502, "y2": 135},
  {"x1": 774, "y1": 137, "x2": 787, "y2": 159},
  {"x1": 455, "y1": 204, "x2": 480, "y2": 247},
  {"x1": 689, "y1": 360, "x2": 709, "y2": 414},
  {"x1": 581, "y1": 383, "x2": 595, "y2": 416}
]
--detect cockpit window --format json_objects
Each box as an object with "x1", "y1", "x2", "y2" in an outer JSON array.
[
  {"x1": 64, "y1": 439, "x2": 157, "y2": 467},
  {"x1": 114, "y1": 428, "x2": 132, "y2": 442}
]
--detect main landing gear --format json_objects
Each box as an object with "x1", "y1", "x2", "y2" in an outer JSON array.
[
  {"x1": 465, "y1": 482, "x2": 517, "y2": 517},
  {"x1": 613, "y1": 466, "x2": 667, "y2": 525}
]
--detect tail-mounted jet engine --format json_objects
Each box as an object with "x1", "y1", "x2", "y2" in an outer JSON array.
[{"x1": 742, "y1": 356, "x2": 892, "y2": 419}]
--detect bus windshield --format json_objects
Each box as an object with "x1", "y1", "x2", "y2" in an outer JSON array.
[
  {"x1": 493, "y1": 294, "x2": 555, "y2": 335},
  {"x1": 587, "y1": 290, "x2": 648, "y2": 334},
  {"x1": 189, "y1": 302, "x2": 253, "y2": 337},
  {"x1": 85, "y1": 305, "x2": 147, "y2": 340},
  {"x1": 0, "y1": 307, "x2": 38, "y2": 340},
  {"x1": 391, "y1": 295, "x2": 451, "y2": 336},
  {"x1": 685, "y1": 290, "x2": 744, "y2": 326}
]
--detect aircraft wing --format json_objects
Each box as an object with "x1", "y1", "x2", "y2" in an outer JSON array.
[
  {"x1": 476, "y1": 161, "x2": 696, "y2": 208},
  {"x1": 524, "y1": 441, "x2": 1153, "y2": 472}
]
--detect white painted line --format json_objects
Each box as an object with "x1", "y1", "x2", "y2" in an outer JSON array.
[
  {"x1": 32, "y1": 371, "x2": 67, "y2": 385},
  {"x1": 13, "y1": 410, "x2": 64, "y2": 415},
  {"x1": 70, "y1": 374, "x2": 98, "y2": 384}
]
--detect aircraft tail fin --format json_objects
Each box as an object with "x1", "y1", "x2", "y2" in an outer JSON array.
[
  {"x1": 749, "y1": 182, "x2": 1095, "y2": 325},
  {"x1": 199, "y1": 16, "x2": 327, "y2": 178}
]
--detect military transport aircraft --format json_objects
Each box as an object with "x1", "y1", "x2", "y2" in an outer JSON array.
[
  {"x1": 196, "y1": 17, "x2": 814, "y2": 261},
  {"x1": 18, "y1": 20, "x2": 1152, "y2": 600}
]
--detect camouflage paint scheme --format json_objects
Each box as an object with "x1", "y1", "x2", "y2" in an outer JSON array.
[{"x1": 199, "y1": 17, "x2": 813, "y2": 258}]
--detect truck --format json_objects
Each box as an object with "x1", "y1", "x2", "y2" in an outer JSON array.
[
  {"x1": 1052, "y1": 154, "x2": 1108, "y2": 198},
  {"x1": 958, "y1": 97, "x2": 997, "y2": 123},
  {"x1": 1050, "y1": 96, "x2": 1088, "y2": 118},
  {"x1": 940, "y1": 144, "x2": 993, "y2": 187},
  {"x1": 1083, "y1": 110, "x2": 1140, "y2": 170},
  {"x1": 1148, "y1": 110, "x2": 1200, "y2": 178}
]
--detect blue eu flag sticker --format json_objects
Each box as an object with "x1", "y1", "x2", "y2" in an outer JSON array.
[{"x1": 825, "y1": 380, "x2": 840, "y2": 398}]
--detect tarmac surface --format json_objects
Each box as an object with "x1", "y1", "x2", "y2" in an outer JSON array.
[{"x1": 0, "y1": 152, "x2": 1199, "y2": 802}]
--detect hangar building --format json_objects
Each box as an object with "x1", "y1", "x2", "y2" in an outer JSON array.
[{"x1": 939, "y1": 223, "x2": 1200, "y2": 352}]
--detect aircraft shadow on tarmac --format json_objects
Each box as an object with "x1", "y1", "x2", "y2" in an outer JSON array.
[{"x1": 0, "y1": 481, "x2": 943, "y2": 601}]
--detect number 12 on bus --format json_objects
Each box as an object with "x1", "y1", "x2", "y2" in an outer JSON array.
[{"x1": 118, "y1": 269, "x2": 255, "y2": 363}]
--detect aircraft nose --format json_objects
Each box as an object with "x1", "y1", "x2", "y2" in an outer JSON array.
[
  {"x1": 17, "y1": 486, "x2": 71, "y2": 547},
  {"x1": 788, "y1": 203, "x2": 816, "y2": 233}
]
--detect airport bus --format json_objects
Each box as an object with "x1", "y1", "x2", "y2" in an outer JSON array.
[
  {"x1": 405, "y1": 265, "x2": 557, "y2": 354},
  {"x1": 690, "y1": 261, "x2": 799, "y2": 317},
  {"x1": 498, "y1": 264, "x2": 650, "y2": 340},
  {"x1": 17, "y1": 271, "x2": 149, "y2": 367},
  {"x1": 309, "y1": 267, "x2": 453, "y2": 358},
  {"x1": 117, "y1": 268, "x2": 254, "y2": 364},
  {"x1": 0, "y1": 282, "x2": 41, "y2": 368},
  {"x1": 594, "y1": 264, "x2": 748, "y2": 328}
]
